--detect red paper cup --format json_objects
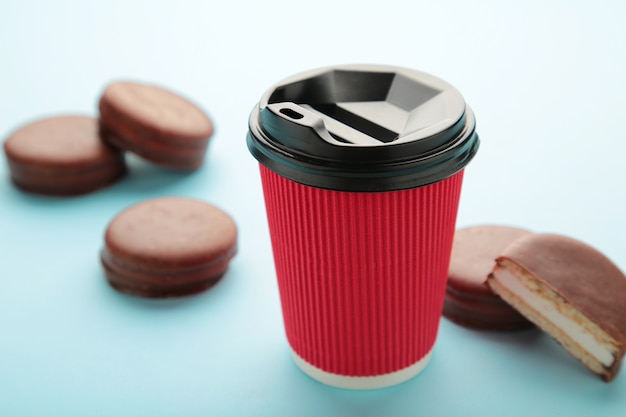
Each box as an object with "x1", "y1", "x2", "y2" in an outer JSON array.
[{"x1": 247, "y1": 65, "x2": 479, "y2": 389}]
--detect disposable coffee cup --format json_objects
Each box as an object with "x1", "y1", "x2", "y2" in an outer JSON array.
[{"x1": 247, "y1": 65, "x2": 479, "y2": 389}]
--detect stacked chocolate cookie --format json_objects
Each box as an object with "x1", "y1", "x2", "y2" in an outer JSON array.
[
  {"x1": 101, "y1": 197, "x2": 237, "y2": 298},
  {"x1": 98, "y1": 81, "x2": 214, "y2": 171},
  {"x1": 444, "y1": 226, "x2": 534, "y2": 331},
  {"x1": 3, "y1": 115, "x2": 126, "y2": 195},
  {"x1": 445, "y1": 225, "x2": 626, "y2": 382}
]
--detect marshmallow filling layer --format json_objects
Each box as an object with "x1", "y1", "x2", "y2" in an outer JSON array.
[{"x1": 492, "y1": 267, "x2": 614, "y2": 367}]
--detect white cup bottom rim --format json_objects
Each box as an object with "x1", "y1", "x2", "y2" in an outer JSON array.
[{"x1": 290, "y1": 347, "x2": 433, "y2": 390}]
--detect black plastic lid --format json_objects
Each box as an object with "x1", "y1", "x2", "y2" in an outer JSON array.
[{"x1": 247, "y1": 64, "x2": 479, "y2": 192}]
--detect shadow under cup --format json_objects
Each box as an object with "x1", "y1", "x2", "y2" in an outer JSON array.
[{"x1": 247, "y1": 65, "x2": 480, "y2": 389}]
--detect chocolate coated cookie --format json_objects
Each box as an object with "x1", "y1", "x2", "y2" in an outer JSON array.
[
  {"x1": 101, "y1": 197, "x2": 237, "y2": 297},
  {"x1": 488, "y1": 233, "x2": 626, "y2": 382},
  {"x1": 98, "y1": 81, "x2": 213, "y2": 170},
  {"x1": 444, "y1": 225, "x2": 534, "y2": 331},
  {"x1": 3, "y1": 115, "x2": 126, "y2": 195}
]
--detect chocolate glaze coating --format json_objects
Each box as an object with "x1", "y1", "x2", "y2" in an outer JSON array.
[
  {"x1": 490, "y1": 233, "x2": 626, "y2": 381},
  {"x1": 443, "y1": 226, "x2": 534, "y2": 330},
  {"x1": 101, "y1": 197, "x2": 237, "y2": 298},
  {"x1": 3, "y1": 115, "x2": 126, "y2": 195},
  {"x1": 98, "y1": 81, "x2": 213, "y2": 170},
  {"x1": 496, "y1": 233, "x2": 626, "y2": 344}
]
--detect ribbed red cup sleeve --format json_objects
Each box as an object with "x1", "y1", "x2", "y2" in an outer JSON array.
[{"x1": 260, "y1": 165, "x2": 464, "y2": 377}]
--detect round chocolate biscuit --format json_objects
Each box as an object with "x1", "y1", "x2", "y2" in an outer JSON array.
[
  {"x1": 443, "y1": 225, "x2": 534, "y2": 330},
  {"x1": 489, "y1": 233, "x2": 626, "y2": 382},
  {"x1": 3, "y1": 115, "x2": 126, "y2": 195},
  {"x1": 98, "y1": 81, "x2": 213, "y2": 170},
  {"x1": 101, "y1": 197, "x2": 237, "y2": 298}
]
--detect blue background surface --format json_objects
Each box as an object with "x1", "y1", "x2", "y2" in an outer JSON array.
[{"x1": 1, "y1": 1, "x2": 625, "y2": 416}]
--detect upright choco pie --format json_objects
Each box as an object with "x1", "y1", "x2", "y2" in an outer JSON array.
[
  {"x1": 101, "y1": 197, "x2": 237, "y2": 298},
  {"x1": 98, "y1": 81, "x2": 214, "y2": 170},
  {"x1": 3, "y1": 115, "x2": 126, "y2": 196},
  {"x1": 444, "y1": 226, "x2": 534, "y2": 331},
  {"x1": 488, "y1": 233, "x2": 626, "y2": 382}
]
